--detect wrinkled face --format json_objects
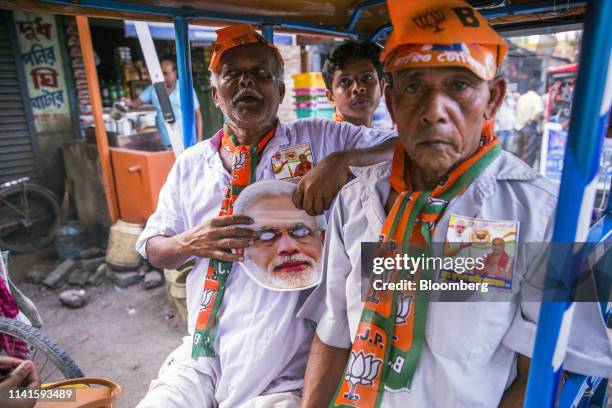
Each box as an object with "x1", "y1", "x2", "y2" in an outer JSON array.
[
  {"x1": 385, "y1": 67, "x2": 505, "y2": 175},
  {"x1": 212, "y1": 44, "x2": 285, "y2": 129},
  {"x1": 243, "y1": 195, "x2": 322, "y2": 290},
  {"x1": 161, "y1": 60, "x2": 177, "y2": 88},
  {"x1": 327, "y1": 58, "x2": 382, "y2": 124}
]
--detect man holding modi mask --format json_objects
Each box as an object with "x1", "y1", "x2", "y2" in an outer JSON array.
[
  {"x1": 299, "y1": 1, "x2": 612, "y2": 407},
  {"x1": 135, "y1": 23, "x2": 396, "y2": 408}
]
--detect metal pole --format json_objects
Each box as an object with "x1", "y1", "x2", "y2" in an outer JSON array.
[
  {"x1": 345, "y1": 0, "x2": 386, "y2": 32},
  {"x1": 524, "y1": 0, "x2": 612, "y2": 407},
  {"x1": 38, "y1": 0, "x2": 357, "y2": 39},
  {"x1": 174, "y1": 16, "x2": 195, "y2": 149},
  {"x1": 261, "y1": 24, "x2": 274, "y2": 43},
  {"x1": 608, "y1": 183, "x2": 612, "y2": 214}
]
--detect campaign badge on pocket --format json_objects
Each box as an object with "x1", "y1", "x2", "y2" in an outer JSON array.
[
  {"x1": 271, "y1": 142, "x2": 314, "y2": 180},
  {"x1": 441, "y1": 214, "x2": 519, "y2": 291}
]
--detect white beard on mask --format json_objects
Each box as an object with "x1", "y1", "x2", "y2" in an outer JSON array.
[{"x1": 242, "y1": 252, "x2": 322, "y2": 291}]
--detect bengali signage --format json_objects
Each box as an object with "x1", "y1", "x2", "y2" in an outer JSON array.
[{"x1": 14, "y1": 12, "x2": 70, "y2": 132}]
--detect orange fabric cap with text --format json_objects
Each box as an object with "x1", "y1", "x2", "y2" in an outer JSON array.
[
  {"x1": 381, "y1": 0, "x2": 507, "y2": 79},
  {"x1": 209, "y1": 24, "x2": 284, "y2": 72}
]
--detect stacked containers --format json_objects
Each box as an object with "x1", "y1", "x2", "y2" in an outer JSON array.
[{"x1": 292, "y1": 73, "x2": 335, "y2": 119}]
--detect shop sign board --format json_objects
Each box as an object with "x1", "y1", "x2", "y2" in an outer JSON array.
[
  {"x1": 14, "y1": 12, "x2": 71, "y2": 132},
  {"x1": 540, "y1": 122, "x2": 566, "y2": 181},
  {"x1": 541, "y1": 122, "x2": 612, "y2": 191}
]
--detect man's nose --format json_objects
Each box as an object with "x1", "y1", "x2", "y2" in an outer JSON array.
[
  {"x1": 420, "y1": 89, "x2": 449, "y2": 125},
  {"x1": 351, "y1": 81, "x2": 366, "y2": 95},
  {"x1": 277, "y1": 233, "x2": 300, "y2": 255},
  {"x1": 238, "y1": 72, "x2": 256, "y2": 87}
]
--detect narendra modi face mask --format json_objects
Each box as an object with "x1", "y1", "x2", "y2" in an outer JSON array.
[{"x1": 232, "y1": 180, "x2": 325, "y2": 292}]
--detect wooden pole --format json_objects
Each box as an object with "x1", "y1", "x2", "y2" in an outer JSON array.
[
  {"x1": 75, "y1": 16, "x2": 119, "y2": 223},
  {"x1": 300, "y1": 45, "x2": 309, "y2": 73}
]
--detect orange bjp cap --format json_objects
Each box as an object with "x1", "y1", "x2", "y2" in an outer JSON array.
[
  {"x1": 381, "y1": 0, "x2": 507, "y2": 80},
  {"x1": 209, "y1": 24, "x2": 284, "y2": 72}
]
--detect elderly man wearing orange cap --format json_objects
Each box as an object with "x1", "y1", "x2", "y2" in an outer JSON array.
[
  {"x1": 299, "y1": 1, "x2": 612, "y2": 407},
  {"x1": 135, "y1": 24, "x2": 396, "y2": 408}
]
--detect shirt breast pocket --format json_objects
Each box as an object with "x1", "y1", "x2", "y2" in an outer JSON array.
[{"x1": 425, "y1": 302, "x2": 516, "y2": 364}]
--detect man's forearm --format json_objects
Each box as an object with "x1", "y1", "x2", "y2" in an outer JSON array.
[
  {"x1": 145, "y1": 234, "x2": 191, "y2": 270},
  {"x1": 129, "y1": 98, "x2": 145, "y2": 108},
  {"x1": 499, "y1": 354, "x2": 531, "y2": 408},
  {"x1": 196, "y1": 109, "x2": 203, "y2": 142},
  {"x1": 301, "y1": 334, "x2": 350, "y2": 408},
  {"x1": 345, "y1": 138, "x2": 396, "y2": 168}
]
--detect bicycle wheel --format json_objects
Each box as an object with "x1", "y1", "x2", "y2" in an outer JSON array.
[
  {"x1": 0, "y1": 182, "x2": 60, "y2": 253},
  {"x1": 0, "y1": 317, "x2": 83, "y2": 382}
]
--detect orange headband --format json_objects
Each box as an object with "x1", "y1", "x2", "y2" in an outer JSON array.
[
  {"x1": 209, "y1": 24, "x2": 284, "y2": 72},
  {"x1": 381, "y1": 0, "x2": 507, "y2": 80}
]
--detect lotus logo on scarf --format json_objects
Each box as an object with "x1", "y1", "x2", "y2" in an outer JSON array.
[
  {"x1": 200, "y1": 289, "x2": 215, "y2": 311},
  {"x1": 232, "y1": 151, "x2": 247, "y2": 170},
  {"x1": 426, "y1": 196, "x2": 447, "y2": 208},
  {"x1": 395, "y1": 293, "x2": 413, "y2": 325},
  {"x1": 343, "y1": 350, "x2": 383, "y2": 401},
  {"x1": 366, "y1": 291, "x2": 381, "y2": 305}
]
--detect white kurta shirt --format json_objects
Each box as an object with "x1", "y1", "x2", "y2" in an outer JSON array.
[
  {"x1": 300, "y1": 151, "x2": 612, "y2": 407},
  {"x1": 135, "y1": 118, "x2": 395, "y2": 407}
]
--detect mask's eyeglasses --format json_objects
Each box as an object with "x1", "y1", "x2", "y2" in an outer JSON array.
[{"x1": 254, "y1": 223, "x2": 315, "y2": 243}]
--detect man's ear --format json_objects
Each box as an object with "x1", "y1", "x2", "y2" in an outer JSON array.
[
  {"x1": 279, "y1": 81, "x2": 286, "y2": 104},
  {"x1": 325, "y1": 88, "x2": 335, "y2": 107},
  {"x1": 485, "y1": 76, "x2": 507, "y2": 119},
  {"x1": 211, "y1": 84, "x2": 220, "y2": 108},
  {"x1": 384, "y1": 83, "x2": 396, "y2": 123}
]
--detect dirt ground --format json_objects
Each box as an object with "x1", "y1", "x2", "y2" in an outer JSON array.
[{"x1": 8, "y1": 251, "x2": 186, "y2": 408}]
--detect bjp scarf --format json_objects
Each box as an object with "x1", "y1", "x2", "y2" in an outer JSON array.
[
  {"x1": 191, "y1": 123, "x2": 276, "y2": 358},
  {"x1": 332, "y1": 122, "x2": 501, "y2": 407}
]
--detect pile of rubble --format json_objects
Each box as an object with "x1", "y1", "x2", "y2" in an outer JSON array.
[{"x1": 27, "y1": 247, "x2": 163, "y2": 309}]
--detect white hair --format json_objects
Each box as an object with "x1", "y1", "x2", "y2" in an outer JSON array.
[{"x1": 233, "y1": 180, "x2": 326, "y2": 230}]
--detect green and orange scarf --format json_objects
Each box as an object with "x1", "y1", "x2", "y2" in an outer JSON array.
[
  {"x1": 191, "y1": 123, "x2": 276, "y2": 358},
  {"x1": 332, "y1": 123, "x2": 501, "y2": 407}
]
